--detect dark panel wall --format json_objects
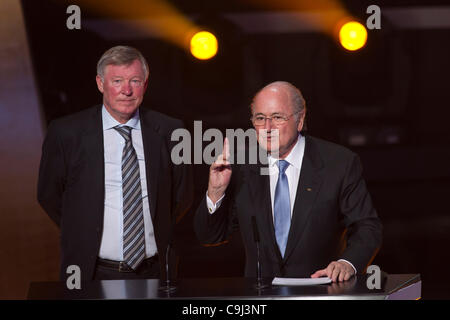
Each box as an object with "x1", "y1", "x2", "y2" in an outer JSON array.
[{"x1": 0, "y1": 0, "x2": 59, "y2": 299}]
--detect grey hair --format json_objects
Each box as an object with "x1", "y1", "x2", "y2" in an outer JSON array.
[
  {"x1": 97, "y1": 45, "x2": 149, "y2": 81},
  {"x1": 251, "y1": 81, "x2": 307, "y2": 128}
]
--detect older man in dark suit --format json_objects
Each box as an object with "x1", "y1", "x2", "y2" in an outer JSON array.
[
  {"x1": 38, "y1": 46, "x2": 193, "y2": 281},
  {"x1": 195, "y1": 81, "x2": 382, "y2": 282}
]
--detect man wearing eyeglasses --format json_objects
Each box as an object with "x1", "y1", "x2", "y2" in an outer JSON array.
[{"x1": 194, "y1": 81, "x2": 382, "y2": 283}]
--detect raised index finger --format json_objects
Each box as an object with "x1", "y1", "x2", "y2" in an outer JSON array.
[{"x1": 223, "y1": 137, "x2": 230, "y2": 161}]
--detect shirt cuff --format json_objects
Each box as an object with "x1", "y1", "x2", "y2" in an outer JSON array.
[
  {"x1": 338, "y1": 259, "x2": 357, "y2": 275},
  {"x1": 206, "y1": 191, "x2": 225, "y2": 214}
]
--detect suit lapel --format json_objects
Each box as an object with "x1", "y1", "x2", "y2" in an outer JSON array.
[
  {"x1": 247, "y1": 161, "x2": 281, "y2": 260},
  {"x1": 139, "y1": 107, "x2": 161, "y2": 221},
  {"x1": 283, "y1": 136, "x2": 324, "y2": 262},
  {"x1": 81, "y1": 106, "x2": 161, "y2": 234},
  {"x1": 80, "y1": 106, "x2": 105, "y2": 226}
]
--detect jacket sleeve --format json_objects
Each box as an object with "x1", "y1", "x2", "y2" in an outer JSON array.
[
  {"x1": 338, "y1": 153, "x2": 383, "y2": 274},
  {"x1": 193, "y1": 166, "x2": 238, "y2": 245},
  {"x1": 37, "y1": 121, "x2": 66, "y2": 227}
]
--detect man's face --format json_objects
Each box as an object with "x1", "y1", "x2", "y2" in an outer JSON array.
[
  {"x1": 252, "y1": 87, "x2": 304, "y2": 159},
  {"x1": 96, "y1": 59, "x2": 148, "y2": 123}
]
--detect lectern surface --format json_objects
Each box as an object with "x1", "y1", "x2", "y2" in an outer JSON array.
[{"x1": 27, "y1": 274, "x2": 421, "y2": 300}]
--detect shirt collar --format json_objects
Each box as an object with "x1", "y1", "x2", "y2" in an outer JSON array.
[
  {"x1": 268, "y1": 133, "x2": 305, "y2": 170},
  {"x1": 102, "y1": 105, "x2": 141, "y2": 131}
]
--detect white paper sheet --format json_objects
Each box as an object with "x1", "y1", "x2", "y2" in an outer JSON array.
[{"x1": 272, "y1": 277, "x2": 332, "y2": 286}]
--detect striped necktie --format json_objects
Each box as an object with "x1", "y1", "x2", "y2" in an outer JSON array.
[
  {"x1": 274, "y1": 159, "x2": 291, "y2": 258},
  {"x1": 114, "y1": 125, "x2": 145, "y2": 270}
]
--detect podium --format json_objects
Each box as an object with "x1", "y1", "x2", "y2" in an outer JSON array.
[{"x1": 28, "y1": 274, "x2": 420, "y2": 300}]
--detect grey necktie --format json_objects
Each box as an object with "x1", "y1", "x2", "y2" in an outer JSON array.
[{"x1": 114, "y1": 125, "x2": 145, "y2": 270}]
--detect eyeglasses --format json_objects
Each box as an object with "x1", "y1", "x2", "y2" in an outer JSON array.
[{"x1": 251, "y1": 111, "x2": 300, "y2": 126}]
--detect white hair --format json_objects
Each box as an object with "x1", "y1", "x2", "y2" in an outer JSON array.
[{"x1": 97, "y1": 45, "x2": 149, "y2": 81}]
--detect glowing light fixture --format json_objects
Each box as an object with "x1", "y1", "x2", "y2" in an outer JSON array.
[
  {"x1": 190, "y1": 31, "x2": 218, "y2": 60},
  {"x1": 339, "y1": 21, "x2": 367, "y2": 51}
]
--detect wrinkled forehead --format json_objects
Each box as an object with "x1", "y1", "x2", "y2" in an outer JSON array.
[
  {"x1": 103, "y1": 59, "x2": 146, "y2": 78},
  {"x1": 252, "y1": 86, "x2": 293, "y2": 115}
]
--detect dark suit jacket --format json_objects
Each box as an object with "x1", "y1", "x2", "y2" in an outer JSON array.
[
  {"x1": 38, "y1": 105, "x2": 193, "y2": 281},
  {"x1": 194, "y1": 135, "x2": 382, "y2": 278}
]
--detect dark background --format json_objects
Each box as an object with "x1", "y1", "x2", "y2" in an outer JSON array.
[{"x1": 18, "y1": 0, "x2": 450, "y2": 299}]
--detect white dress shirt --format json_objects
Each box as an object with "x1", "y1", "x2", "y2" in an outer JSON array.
[
  {"x1": 267, "y1": 134, "x2": 305, "y2": 219},
  {"x1": 206, "y1": 133, "x2": 357, "y2": 273},
  {"x1": 98, "y1": 106, "x2": 157, "y2": 261}
]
